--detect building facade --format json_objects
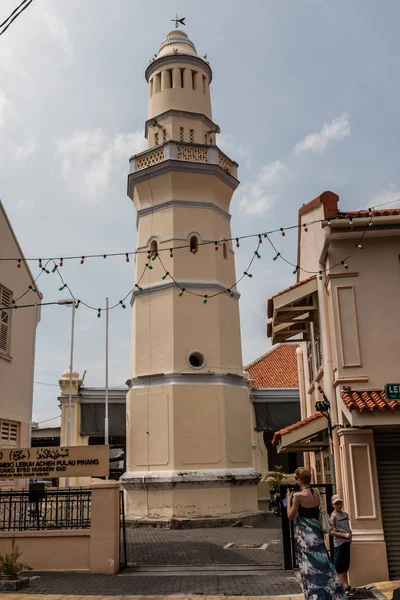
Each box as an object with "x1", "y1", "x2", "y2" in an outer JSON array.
[
  {"x1": 120, "y1": 28, "x2": 260, "y2": 522},
  {"x1": 245, "y1": 344, "x2": 302, "y2": 503},
  {"x1": 268, "y1": 191, "x2": 400, "y2": 585},
  {"x1": 0, "y1": 201, "x2": 42, "y2": 489}
]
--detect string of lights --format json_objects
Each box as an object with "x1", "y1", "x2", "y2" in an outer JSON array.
[{"x1": 1, "y1": 199, "x2": 398, "y2": 313}]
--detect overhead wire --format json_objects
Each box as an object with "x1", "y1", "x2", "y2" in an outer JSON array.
[{"x1": 0, "y1": 0, "x2": 34, "y2": 37}]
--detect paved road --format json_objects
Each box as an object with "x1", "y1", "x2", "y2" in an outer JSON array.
[
  {"x1": 126, "y1": 525, "x2": 284, "y2": 567},
  {"x1": 17, "y1": 571, "x2": 302, "y2": 596}
]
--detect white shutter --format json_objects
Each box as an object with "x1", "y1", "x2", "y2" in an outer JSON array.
[
  {"x1": 0, "y1": 285, "x2": 12, "y2": 354},
  {"x1": 0, "y1": 420, "x2": 19, "y2": 446}
]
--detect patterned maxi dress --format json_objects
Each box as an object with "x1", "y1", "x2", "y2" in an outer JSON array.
[{"x1": 295, "y1": 503, "x2": 345, "y2": 600}]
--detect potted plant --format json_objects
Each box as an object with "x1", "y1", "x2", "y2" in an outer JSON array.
[
  {"x1": 0, "y1": 540, "x2": 30, "y2": 580},
  {"x1": 267, "y1": 465, "x2": 285, "y2": 493}
]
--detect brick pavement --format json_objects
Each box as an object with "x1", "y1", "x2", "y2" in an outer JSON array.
[
  {"x1": 126, "y1": 526, "x2": 283, "y2": 567},
  {"x1": 8, "y1": 571, "x2": 302, "y2": 596}
]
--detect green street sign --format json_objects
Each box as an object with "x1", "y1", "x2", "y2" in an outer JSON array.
[{"x1": 384, "y1": 384, "x2": 400, "y2": 400}]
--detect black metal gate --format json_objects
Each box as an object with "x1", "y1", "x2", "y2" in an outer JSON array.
[
  {"x1": 119, "y1": 490, "x2": 127, "y2": 569},
  {"x1": 280, "y1": 483, "x2": 334, "y2": 570}
]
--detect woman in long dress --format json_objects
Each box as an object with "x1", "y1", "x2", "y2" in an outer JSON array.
[{"x1": 286, "y1": 467, "x2": 345, "y2": 600}]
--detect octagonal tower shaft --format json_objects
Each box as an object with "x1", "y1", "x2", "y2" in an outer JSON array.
[{"x1": 122, "y1": 28, "x2": 260, "y2": 522}]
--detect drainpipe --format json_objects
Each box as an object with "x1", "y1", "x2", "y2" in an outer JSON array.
[
  {"x1": 318, "y1": 229, "x2": 342, "y2": 495},
  {"x1": 296, "y1": 346, "x2": 310, "y2": 468}
]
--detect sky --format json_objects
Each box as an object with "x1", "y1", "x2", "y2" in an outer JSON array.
[{"x1": 1, "y1": 0, "x2": 399, "y2": 426}]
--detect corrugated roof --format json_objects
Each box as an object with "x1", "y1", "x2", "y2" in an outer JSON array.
[{"x1": 246, "y1": 344, "x2": 299, "y2": 389}]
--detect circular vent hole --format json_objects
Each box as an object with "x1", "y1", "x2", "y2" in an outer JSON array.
[{"x1": 188, "y1": 351, "x2": 205, "y2": 369}]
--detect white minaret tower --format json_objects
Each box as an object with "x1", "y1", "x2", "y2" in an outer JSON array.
[{"x1": 121, "y1": 27, "x2": 260, "y2": 522}]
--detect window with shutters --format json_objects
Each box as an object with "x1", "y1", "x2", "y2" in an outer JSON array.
[
  {"x1": 0, "y1": 420, "x2": 18, "y2": 447},
  {"x1": 314, "y1": 320, "x2": 323, "y2": 370},
  {"x1": 0, "y1": 285, "x2": 12, "y2": 356},
  {"x1": 307, "y1": 340, "x2": 314, "y2": 384}
]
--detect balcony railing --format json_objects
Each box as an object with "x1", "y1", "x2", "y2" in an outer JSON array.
[{"x1": 130, "y1": 141, "x2": 237, "y2": 178}]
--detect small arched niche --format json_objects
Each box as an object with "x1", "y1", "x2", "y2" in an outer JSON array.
[
  {"x1": 190, "y1": 235, "x2": 198, "y2": 254},
  {"x1": 149, "y1": 239, "x2": 158, "y2": 258},
  {"x1": 223, "y1": 242, "x2": 228, "y2": 260}
]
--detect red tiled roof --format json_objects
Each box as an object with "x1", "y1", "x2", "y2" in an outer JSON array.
[
  {"x1": 333, "y1": 209, "x2": 400, "y2": 220},
  {"x1": 246, "y1": 345, "x2": 299, "y2": 389},
  {"x1": 342, "y1": 389, "x2": 400, "y2": 412},
  {"x1": 272, "y1": 413, "x2": 324, "y2": 445}
]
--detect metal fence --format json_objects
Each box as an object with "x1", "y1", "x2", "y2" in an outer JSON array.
[{"x1": 0, "y1": 489, "x2": 92, "y2": 531}]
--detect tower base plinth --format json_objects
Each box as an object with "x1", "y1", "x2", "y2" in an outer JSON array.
[{"x1": 121, "y1": 468, "x2": 261, "y2": 521}]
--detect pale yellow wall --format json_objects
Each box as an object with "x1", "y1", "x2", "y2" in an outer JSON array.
[
  {"x1": 299, "y1": 204, "x2": 326, "y2": 275},
  {"x1": 0, "y1": 208, "x2": 41, "y2": 451},
  {"x1": 127, "y1": 383, "x2": 252, "y2": 471},
  {"x1": 327, "y1": 235, "x2": 400, "y2": 388},
  {"x1": 148, "y1": 62, "x2": 211, "y2": 120}
]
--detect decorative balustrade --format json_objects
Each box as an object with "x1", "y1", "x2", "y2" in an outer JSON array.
[{"x1": 130, "y1": 142, "x2": 237, "y2": 178}]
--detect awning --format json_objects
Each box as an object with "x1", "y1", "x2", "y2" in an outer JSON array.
[
  {"x1": 272, "y1": 412, "x2": 328, "y2": 453},
  {"x1": 267, "y1": 276, "x2": 318, "y2": 345}
]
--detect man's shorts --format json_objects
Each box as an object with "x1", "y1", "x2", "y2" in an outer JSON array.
[{"x1": 334, "y1": 541, "x2": 351, "y2": 574}]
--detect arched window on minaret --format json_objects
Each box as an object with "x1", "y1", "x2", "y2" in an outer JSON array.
[
  {"x1": 190, "y1": 235, "x2": 198, "y2": 254},
  {"x1": 150, "y1": 239, "x2": 158, "y2": 258},
  {"x1": 223, "y1": 242, "x2": 228, "y2": 260}
]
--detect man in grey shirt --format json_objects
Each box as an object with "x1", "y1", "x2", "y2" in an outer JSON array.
[{"x1": 330, "y1": 494, "x2": 354, "y2": 595}]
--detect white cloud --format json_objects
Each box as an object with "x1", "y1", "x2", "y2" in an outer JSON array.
[
  {"x1": 218, "y1": 134, "x2": 250, "y2": 168},
  {"x1": 369, "y1": 186, "x2": 400, "y2": 210},
  {"x1": 294, "y1": 114, "x2": 350, "y2": 154},
  {"x1": 15, "y1": 137, "x2": 36, "y2": 160},
  {"x1": 0, "y1": 90, "x2": 10, "y2": 127},
  {"x1": 41, "y1": 0, "x2": 73, "y2": 57},
  {"x1": 0, "y1": 48, "x2": 31, "y2": 79},
  {"x1": 237, "y1": 160, "x2": 287, "y2": 215},
  {"x1": 56, "y1": 129, "x2": 146, "y2": 196}
]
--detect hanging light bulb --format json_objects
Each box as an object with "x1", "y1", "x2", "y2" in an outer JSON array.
[
  {"x1": 203, "y1": 295, "x2": 208, "y2": 304},
  {"x1": 227, "y1": 289, "x2": 235, "y2": 298},
  {"x1": 341, "y1": 261, "x2": 349, "y2": 270},
  {"x1": 273, "y1": 253, "x2": 280, "y2": 261},
  {"x1": 255, "y1": 251, "x2": 261, "y2": 259},
  {"x1": 162, "y1": 272, "x2": 169, "y2": 280},
  {"x1": 119, "y1": 301, "x2": 126, "y2": 309},
  {"x1": 39, "y1": 259, "x2": 42, "y2": 269},
  {"x1": 97, "y1": 309, "x2": 101, "y2": 318},
  {"x1": 151, "y1": 253, "x2": 158, "y2": 261},
  {"x1": 319, "y1": 271, "x2": 323, "y2": 280},
  {"x1": 59, "y1": 258, "x2": 64, "y2": 267},
  {"x1": 146, "y1": 262, "x2": 153, "y2": 270},
  {"x1": 135, "y1": 284, "x2": 143, "y2": 292},
  {"x1": 349, "y1": 218, "x2": 354, "y2": 230},
  {"x1": 178, "y1": 288, "x2": 186, "y2": 297},
  {"x1": 244, "y1": 271, "x2": 253, "y2": 278},
  {"x1": 80, "y1": 256, "x2": 85, "y2": 265},
  {"x1": 17, "y1": 259, "x2": 21, "y2": 268},
  {"x1": 303, "y1": 224, "x2": 308, "y2": 233},
  {"x1": 280, "y1": 228, "x2": 285, "y2": 237},
  {"x1": 52, "y1": 265, "x2": 58, "y2": 273},
  {"x1": 356, "y1": 243, "x2": 363, "y2": 249},
  {"x1": 214, "y1": 242, "x2": 219, "y2": 251},
  {"x1": 236, "y1": 238, "x2": 240, "y2": 248},
  {"x1": 126, "y1": 253, "x2": 130, "y2": 263},
  {"x1": 170, "y1": 248, "x2": 174, "y2": 258},
  {"x1": 59, "y1": 284, "x2": 67, "y2": 291},
  {"x1": 42, "y1": 267, "x2": 50, "y2": 274},
  {"x1": 29, "y1": 285, "x2": 38, "y2": 293},
  {"x1": 74, "y1": 300, "x2": 80, "y2": 309},
  {"x1": 258, "y1": 234, "x2": 263, "y2": 244},
  {"x1": 293, "y1": 265, "x2": 299, "y2": 275}
]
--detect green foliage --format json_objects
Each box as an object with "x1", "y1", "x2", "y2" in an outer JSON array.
[
  {"x1": 267, "y1": 465, "x2": 285, "y2": 491},
  {"x1": 0, "y1": 540, "x2": 30, "y2": 576}
]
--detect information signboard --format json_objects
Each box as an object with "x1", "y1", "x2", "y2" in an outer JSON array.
[
  {"x1": 0, "y1": 445, "x2": 109, "y2": 479},
  {"x1": 384, "y1": 384, "x2": 400, "y2": 401}
]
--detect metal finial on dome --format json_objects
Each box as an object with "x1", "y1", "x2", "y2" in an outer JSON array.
[{"x1": 171, "y1": 13, "x2": 186, "y2": 28}]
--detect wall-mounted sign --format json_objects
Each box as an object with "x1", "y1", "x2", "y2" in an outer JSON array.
[
  {"x1": 0, "y1": 445, "x2": 109, "y2": 479},
  {"x1": 384, "y1": 384, "x2": 400, "y2": 401}
]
